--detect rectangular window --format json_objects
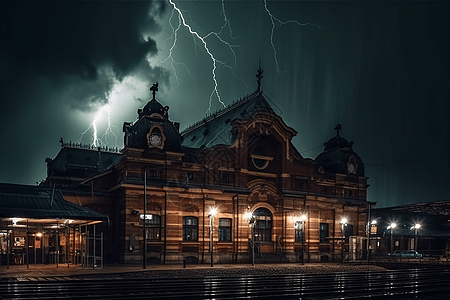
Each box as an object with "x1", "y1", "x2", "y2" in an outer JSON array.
[
  {"x1": 186, "y1": 173, "x2": 194, "y2": 182},
  {"x1": 221, "y1": 173, "x2": 229, "y2": 184},
  {"x1": 219, "y1": 218, "x2": 232, "y2": 242},
  {"x1": 183, "y1": 216, "x2": 198, "y2": 241},
  {"x1": 320, "y1": 223, "x2": 329, "y2": 243},
  {"x1": 255, "y1": 216, "x2": 272, "y2": 242},
  {"x1": 294, "y1": 221, "x2": 304, "y2": 243},
  {"x1": 295, "y1": 180, "x2": 307, "y2": 191},
  {"x1": 344, "y1": 224, "x2": 353, "y2": 242},
  {"x1": 141, "y1": 214, "x2": 161, "y2": 241}
]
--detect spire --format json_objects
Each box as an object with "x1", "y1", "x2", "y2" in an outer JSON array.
[
  {"x1": 256, "y1": 61, "x2": 264, "y2": 92},
  {"x1": 150, "y1": 82, "x2": 159, "y2": 100}
]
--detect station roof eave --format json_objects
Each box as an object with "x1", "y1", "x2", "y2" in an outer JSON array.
[{"x1": 0, "y1": 183, "x2": 107, "y2": 223}]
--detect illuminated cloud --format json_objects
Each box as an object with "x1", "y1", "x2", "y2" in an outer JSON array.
[{"x1": 0, "y1": 1, "x2": 167, "y2": 112}]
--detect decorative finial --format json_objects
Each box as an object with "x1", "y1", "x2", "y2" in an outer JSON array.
[
  {"x1": 334, "y1": 124, "x2": 342, "y2": 136},
  {"x1": 150, "y1": 82, "x2": 159, "y2": 100},
  {"x1": 256, "y1": 60, "x2": 264, "y2": 92}
]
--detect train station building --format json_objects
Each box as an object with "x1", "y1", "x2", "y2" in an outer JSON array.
[
  {"x1": 370, "y1": 201, "x2": 450, "y2": 257},
  {"x1": 3, "y1": 72, "x2": 371, "y2": 265}
]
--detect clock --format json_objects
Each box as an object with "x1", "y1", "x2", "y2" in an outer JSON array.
[
  {"x1": 149, "y1": 134, "x2": 162, "y2": 147},
  {"x1": 347, "y1": 155, "x2": 358, "y2": 175}
]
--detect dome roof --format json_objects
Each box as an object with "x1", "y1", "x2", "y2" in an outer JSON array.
[
  {"x1": 137, "y1": 83, "x2": 169, "y2": 120},
  {"x1": 315, "y1": 124, "x2": 364, "y2": 176},
  {"x1": 123, "y1": 83, "x2": 181, "y2": 151},
  {"x1": 139, "y1": 99, "x2": 168, "y2": 119}
]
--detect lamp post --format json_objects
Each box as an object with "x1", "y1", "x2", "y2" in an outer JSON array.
[
  {"x1": 295, "y1": 214, "x2": 307, "y2": 265},
  {"x1": 367, "y1": 220, "x2": 376, "y2": 264},
  {"x1": 208, "y1": 208, "x2": 217, "y2": 267},
  {"x1": 414, "y1": 223, "x2": 421, "y2": 252},
  {"x1": 301, "y1": 214, "x2": 307, "y2": 265},
  {"x1": 340, "y1": 218, "x2": 347, "y2": 263},
  {"x1": 388, "y1": 222, "x2": 396, "y2": 253},
  {"x1": 244, "y1": 212, "x2": 256, "y2": 266},
  {"x1": 143, "y1": 168, "x2": 147, "y2": 270}
]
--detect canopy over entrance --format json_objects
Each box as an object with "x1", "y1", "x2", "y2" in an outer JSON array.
[
  {"x1": 0, "y1": 183, "x2": 107, "y2": 268},
  {"x1": 0, "y1": 183, "x2": 107, "y2": 221}
]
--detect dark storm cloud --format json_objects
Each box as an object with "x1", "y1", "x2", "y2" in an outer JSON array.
[
  {"x1": 0, "y1": 1, "x2": 166, "y2": 111},
  {"x1": 0, "y1": 1, "x2": 170, "y2": 185}
]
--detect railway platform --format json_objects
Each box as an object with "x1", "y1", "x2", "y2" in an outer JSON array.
[{"x1": 0, "y1": 262, "x2": 385, "y2": 280}]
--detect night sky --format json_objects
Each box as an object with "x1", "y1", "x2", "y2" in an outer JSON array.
[{"x1": 1, "y1": 1, "x2": 449, "y2": 208}]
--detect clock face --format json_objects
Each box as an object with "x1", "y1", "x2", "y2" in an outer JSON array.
[
  {"x1": 149, "y1": 134, "x2": 162, "y2": 147},
  {"x1": 348, "y1": 163, "x2": 355, "y2": 173}
]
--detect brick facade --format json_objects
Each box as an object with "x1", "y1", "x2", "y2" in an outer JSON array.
[{"x1": 45, "y1": 85, "x2": 369, "y2": 264}]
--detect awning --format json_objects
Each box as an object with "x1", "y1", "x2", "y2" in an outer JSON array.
[{"x1": 0, "y1": 183, "x2": 107, "y2": 221}]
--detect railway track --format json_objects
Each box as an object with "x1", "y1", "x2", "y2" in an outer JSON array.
[{"x1": 1, "y1": 267, "x2": 450, "y2": 299}]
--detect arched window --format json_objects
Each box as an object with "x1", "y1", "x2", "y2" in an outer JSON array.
[
  {"x1": 253, "y1": 207, "x2": 272, "y2": 242},
  {"x1": 183, "y1": 216, "x2": 198, "y2": 241}
]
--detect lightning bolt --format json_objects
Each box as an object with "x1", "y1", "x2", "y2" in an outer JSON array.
[
  {"x1": 165, "y1": 0, "x2": 244, "y2": 114},
  {"x1": 263, "y1": 0, "x2": 322, "y2": 74},
  {"x1": 79, "y1": 104, "x2": 117, "y2": 147},
  {"x1": 160, "y1": 7, "x2": 193, "y2": 85},
  {"x1": 77, "y1": 1, "x2": 321, "y2": 149}
]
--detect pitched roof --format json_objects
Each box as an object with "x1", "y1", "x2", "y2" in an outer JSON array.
[
  {"x1": 0, "y1": 183, "x2": 107, "y2": 220},
  {"x1": 180, "y1": 90, "x2": 276, "y2": 148},
  {"x1": 48, "y1": 145, "x2": 123, "y2": 177}
]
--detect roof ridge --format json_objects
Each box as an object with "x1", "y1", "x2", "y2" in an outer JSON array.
[
  {"x1": 60, "y1": 140, "x2": 122, "y2": 153},
  {"x1": 181, "y1": 89, "x2": 262, "y2": 136}
]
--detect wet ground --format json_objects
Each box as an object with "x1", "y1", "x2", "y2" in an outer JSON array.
[{"x1": 0, "y1": 262, "x2": 386, "y2": 281}]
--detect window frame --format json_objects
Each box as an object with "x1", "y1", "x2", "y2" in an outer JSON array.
[
  {"x1": 218, "y1": 218, "x2": 232, "y2": 242},
  {"x1": 142, "y1": 214, "x2": 161, "y2": 242},
  {"x1": 344, "y1": 224, "x2": 353, "y2": 242},
  {"x1": 294, "y1": 222, "x2": 304, "y2": 243},
  {"x1": 320, "y1": 223, "x2": 329, "y2": 243},
  {"x1": 253, "y1": 208, "x2": 272, "y2": 242},
  {"x1": 183, "y1": 216, "x2": 198, "y2": 241}
]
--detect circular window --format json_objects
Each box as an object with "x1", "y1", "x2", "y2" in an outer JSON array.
[{"x1": 251, "y1": 146, "x2": 273, "y2": 170}]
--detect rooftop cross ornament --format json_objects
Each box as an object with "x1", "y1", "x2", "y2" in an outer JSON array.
[
  {"x1": 334, "y1": 124, "x2": 342, "y2": 136},
  {"x1": 150, "y1": 82, "x2": 159, "y2": 100},
  {"x1": 256, "y1": 67, "x2": 264, "y2": 92}
]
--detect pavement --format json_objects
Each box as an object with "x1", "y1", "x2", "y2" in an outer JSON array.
[{"x1": 0, "y1": 262, "x2": 387, "y2": 280}]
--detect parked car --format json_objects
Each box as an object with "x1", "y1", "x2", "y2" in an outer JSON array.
[{"x1": 390, "y1": 250, "x2": 423, "y2": 258}]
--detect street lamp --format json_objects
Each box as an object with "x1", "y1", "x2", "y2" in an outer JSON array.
[
  {"x1": 208, "y1": 208, "x2": 217, "y2": 267},
  {"x1": 367, "y1": 220, "x2": 377, "y2": 264},
  {"x1": 244, "y1": 212, "x2": 256, "y2": 266},
  {"x1": 387, "y1": 222, "x2": 397, "y2": 253},
  {"x1": 294, "y1": 214, "x2": 307, "y2": 265},
  {"x1": 340, "y1": 218, "x2": 348, "y2": 263},
  {"x1": 413, "y1": 223, "x2": 421, "y2": 252}
]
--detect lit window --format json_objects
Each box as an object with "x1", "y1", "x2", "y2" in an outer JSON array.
[
  {"x1": 143, "y1": 215, "x2": 161, "y2": 241},
  {"x1": 254, "y1": 208, "x2": 272, "y2": 242},
  {"x1": 295, "y1": 222, "x2": 304, "y2": 243},
  {"x1": 183, "y1": 216, "x2": 198, "y2": 241}
]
